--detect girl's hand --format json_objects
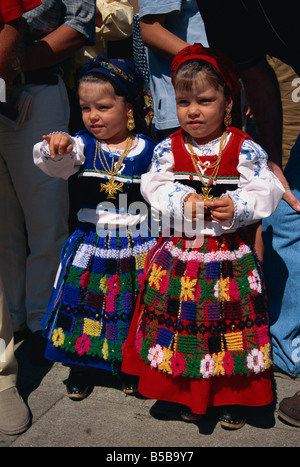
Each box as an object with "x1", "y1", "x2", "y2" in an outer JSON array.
[
  {"x1": 205, "y1": 197, "x2": 234, "y2": 223},
  {"x1": 183, "y1": 192, "x2": 204, "y2": 221},
  {"x1": 43, "y1": 133, "x2": 73, "y2": 159}
]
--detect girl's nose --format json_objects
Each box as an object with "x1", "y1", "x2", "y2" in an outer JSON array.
[
  {"x1": 188, "y1": 103, "x2": 200, "y2": 117},
  {"x1": 90, "y1": 109, "x2": 99, "y2": 122}
]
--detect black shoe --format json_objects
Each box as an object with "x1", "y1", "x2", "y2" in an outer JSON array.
[
  {"x1": 119, "y1": 373, "x2": 139, "y2": 395},
  {"x1": 29, "y1": 331, "x2": 51, "y2": 366},
  {"x1": 66, "y1": 368, "x2": 92, "y2": 401},
  {"x1": 180, "y1": 408, "x2": 202, "y2": 422},
  {"x1": 219, "y1": 405, "x2": 246, "y2": 430}
]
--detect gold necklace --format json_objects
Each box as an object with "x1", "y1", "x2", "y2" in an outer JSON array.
[
  {"x1": 187, "y1": 131, "x2": 227, "y2": 201},
  {"x1": 93, "y1": 134, "x2": 133, "y2": 199}
]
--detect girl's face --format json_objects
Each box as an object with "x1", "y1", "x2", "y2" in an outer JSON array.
[
  {"x1": 175, "y1": 74, "x2": 232, "y2": 145},
  {"x1": 78, "y1": 81, "x2": 132, "y2": 146}
]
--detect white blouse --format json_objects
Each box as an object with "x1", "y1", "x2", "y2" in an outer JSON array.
[
  {"x1": 33, "y1": 135, "x2": 152, "y2": 233},
  {"x1": 141, "y1": 132, "x2": 285, "y2": 237}
]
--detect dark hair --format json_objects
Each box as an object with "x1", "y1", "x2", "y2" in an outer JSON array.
[
  {"x1": 172, "y1": 59, "x2": 231, "y2": 98},
  {"x1": 78, "y1": 72, "x2": 152, "y2": 137}
]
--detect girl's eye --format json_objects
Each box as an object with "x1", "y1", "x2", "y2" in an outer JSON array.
[{"x1": 177, "y1": 99, "x2": 189, "y2": 106}]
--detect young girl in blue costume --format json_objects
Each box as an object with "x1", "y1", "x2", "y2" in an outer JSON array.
[
  {"x1": 122, "y1": 44, "x2": 285, "y2": 429},
  {"x1": 33, "y1": 55, "x2": 156, "y2": 400}
]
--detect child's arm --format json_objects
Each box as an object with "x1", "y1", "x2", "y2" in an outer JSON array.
[
  {"x1": 141, "y1": 139, "x2": 197, "y2": 221},
  {"x1": 33, "y1": 132, "x2": 85, "y2": 180},
  {"x1": 219, "y1": 139, "x2": 285, "y2": 230},
  {"x1": 42, "y1": 133, "x2": 74, "y2": 158}
]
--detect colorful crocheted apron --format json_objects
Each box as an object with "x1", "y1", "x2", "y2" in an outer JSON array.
[
  {"x1": 42, "y1": 223, "x2": 156, "y2": 372},
  {"x1": 134, "y1": 229, "x2": 272, "y2": 380}
]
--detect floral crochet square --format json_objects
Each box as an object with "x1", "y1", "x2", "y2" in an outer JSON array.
[
  {"x1": 167, "y1": 298, "x2": 180, "y2": 317},
  {"x1": 224, "y1": 331, "x2": 244, "y2": 351},
  {"x1": 180, "y1": 301, "x2": 196, "y2": 321},
  {"x1": 62, "y1": 285, "x2": 81, "y2": 306},
  {"x1": 176, "y1": 334, "x2": 198, "y2": 354},
  {"x1": 120, "y1": 257, "x2": 132, "y2": 274},
  {"x1": 208, "y1": 335, "x2": 222, "y2": 354},
  {"x1": 56, "y1": 313, "x2": 73, "y2": 333},
  {"x1": 85, "y1": 292, "x2": 104, "y2": 310},
  {"x1": 72, "y1": 244, "x2": 95, "y2": 269},
  {"x1": 207, "y1": 302, "x2": 221, "y2": 321},
  {"x1": 206, "y1": 261, "x2": 221, "y2": 279},
  {"x1": 83, "y1": 318, "x2": 102, "y2": 337},
  {"x1": 221, "y1": 260, "x2": 233, "y2": 278},
  {"x1": 91, "y1": 257, "x2": 107, "y2": 274},
  {"x1": 223, "y1": 301, "x2": 242, "y2": 320},
  {"x1": 155, "y1": 327, "x2": 174, "y2": 348},
  {"x1": 174, "y1": 259, "x2": 186, "y2": 277}
]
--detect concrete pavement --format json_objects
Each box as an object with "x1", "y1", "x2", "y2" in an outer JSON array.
[{"x1": 1, "y1": 333, "x2": 299, "y2": 448}]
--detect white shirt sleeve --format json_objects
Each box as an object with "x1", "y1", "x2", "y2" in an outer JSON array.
[
  {"x1": 33, "y1": 134, "x2": 86, "y2": 180},
  {"x1": 222, "y1": 139, "x2": 285, "y2": 230},
  {"x1": 141, "y1": 138, "x2": 196, "y2": 222}
]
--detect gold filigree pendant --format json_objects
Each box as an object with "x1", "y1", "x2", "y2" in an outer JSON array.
[
  {"x1": 201, "y1": 186, "x2": 217, "y2": 201},
  {"x1": 100, "y1": 177, "x2": 124, "y2": 199}
]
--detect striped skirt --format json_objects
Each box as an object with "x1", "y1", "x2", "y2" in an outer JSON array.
[
  {"x1": 131, "y1": 228, "x2": 272, "y2": 380},
  {"x1": 42, "y1": 222, "x2": 157, "y2": 372}
]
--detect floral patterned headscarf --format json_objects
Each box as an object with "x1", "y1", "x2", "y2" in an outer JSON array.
[{"x1": 79, "y1": 54, "x2": 153, "y2": 126}]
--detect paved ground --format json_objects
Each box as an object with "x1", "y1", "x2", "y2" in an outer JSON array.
[{"x1": 1, "y1": 333, "x2": 299, "y2": 449}]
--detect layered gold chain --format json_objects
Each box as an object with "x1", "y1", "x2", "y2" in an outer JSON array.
[
  {"x1": 187, "y1": 132, "x2": 228, "y2": 200},
  {"x1": 93, "y1": 134, "x2": 134, "y2": 199}
]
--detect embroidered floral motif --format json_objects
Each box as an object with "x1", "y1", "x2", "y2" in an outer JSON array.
[
  {"x1": 80, "y1": 271, "x2": 90, "y2": 289},
  {"x1": 158, "y1": 348, "x2": 173, "y2": 375},
  {"x1": 52, "y1": 328, "x2": 65, "y2": 348},
  {"x1": 170, "y1": 352, "x2": 186, "y2": 377},
  {"x1": 248, "y1": 269, "x2": 262, "y2": 293},
  {"x1": 219, "y1": 277, "x2": 230, "y2": 301},
  {"x1": 75, "y1": 334, "x2": 91, "y2": 356},
  {"x1": 212, "y1": 351, "x2": 226, "y2": 376},
  {"x1": 247, "y1": 348, "x2": 265, "y2": 374},
  {"x1": 99, "y1": 276, "x2": 107, "y2": 294},
  {"x1": 200, "y1": 354, "x2": 215, "y2": 378},
  {"x1": 148, "y1": 344, "x2": 164, "y2": 368},
  {"x1": 180, "y1": 276, "x2": 197, "y2": 301},
  {"x1": 149, "y1": 264, "x2": 167, "y2": 290},
  {"x1": 107, "y1": 274, "x2": 121, "y2": 295}
]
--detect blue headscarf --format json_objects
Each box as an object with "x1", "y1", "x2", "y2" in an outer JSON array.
[{"x1": 79, "y1": 54, "x2": 146, "y2": 104}]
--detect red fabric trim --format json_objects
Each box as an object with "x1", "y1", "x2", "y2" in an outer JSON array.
[
  {"x1": 171, "y1": 127, "x2": 250, "y2": 178},
  {"x1": 0, "y1": 0, "x2": 41, "y2": 23}
]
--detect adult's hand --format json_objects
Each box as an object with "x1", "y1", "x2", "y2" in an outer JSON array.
[{"x1": 268, "y1": 161, "x2": 300, "y2": 211}]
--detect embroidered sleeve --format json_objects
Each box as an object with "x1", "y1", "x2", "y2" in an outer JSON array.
[
  {"x1": 141, "y1": 138, "x2": 196, "y2": 221},
  {"x1": 222, "y1": 139, "x2": 284, "y2": 230},
  {"x1": 33, "y1": 133, "x2": 86, "y2": 180}
]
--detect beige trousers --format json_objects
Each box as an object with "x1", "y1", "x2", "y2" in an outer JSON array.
[{"x1": 0, "y1": 275, "x2": 17, "y2": 392}]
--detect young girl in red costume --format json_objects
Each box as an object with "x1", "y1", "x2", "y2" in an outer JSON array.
[{"x1": 122, "y1": 43, "x2": 284, "y2": 429}]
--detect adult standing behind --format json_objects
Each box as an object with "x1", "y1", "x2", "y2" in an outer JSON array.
[
  {"x1": 0, "y1": 0, "x2": 41, "y2": 435},
  {"x1": 138, "y1": 0, "x2": 208, "y2": 141},
  {"x1": 196, "y1": 0, "x2": 300, "y2": 426},
  {"x1": 196, "y1": 0, "x2": 300, "y2": 211},
  {"x1": 0, "y1": 0, "x2": 96, "y2": 365}
]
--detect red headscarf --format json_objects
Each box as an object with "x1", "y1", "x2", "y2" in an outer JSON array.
[{"x1": 171, "y1": 43, "x2": 241, "y2": 100}]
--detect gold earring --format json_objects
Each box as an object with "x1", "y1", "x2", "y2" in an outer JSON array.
[
  {"x1": 127, "y1": 111, "x2": 135, "y2": 131},
  {"x1": 224, "y1": 107, "x2": 232, "y2": 127}
]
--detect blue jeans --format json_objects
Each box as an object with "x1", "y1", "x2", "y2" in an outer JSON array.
[{"x1": 262, "y1": 135, "x2": 300, "y2": 377}]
